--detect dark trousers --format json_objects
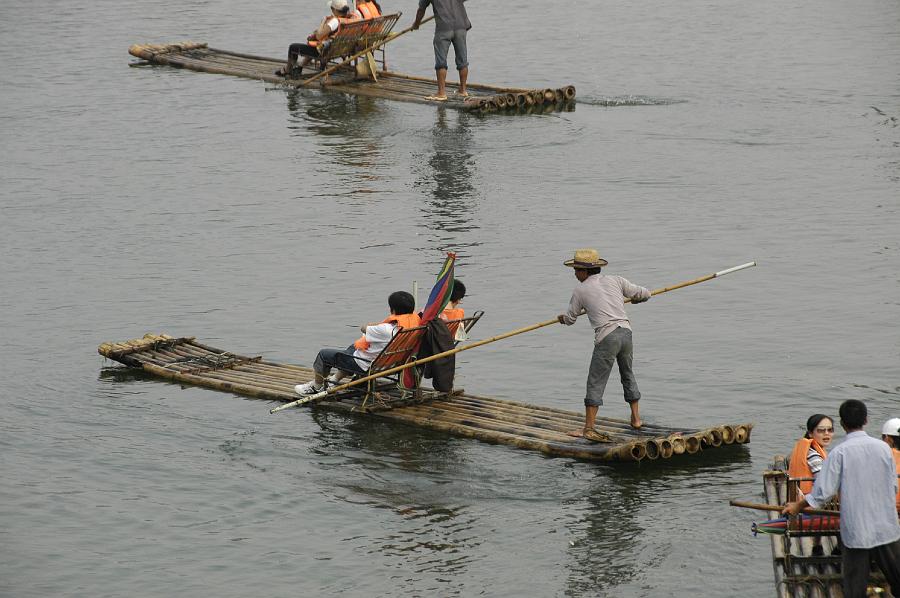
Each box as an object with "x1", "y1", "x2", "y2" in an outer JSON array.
[
  {"x1": 288, "y1": 42, "x2": 320, "y2": 61},
  {"x1": 841, "y1": 538, "x2": 900, "y2": 598},
  {"x1": 313, "y1": 345, "x2": 367, "y2": 377},
  {"x1": 584, "y1": 327, "x2": 640, "y2": 407}
]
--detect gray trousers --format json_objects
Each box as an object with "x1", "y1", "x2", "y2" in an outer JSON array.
[
  {"x1": 585, "y1": 327, "x2": 640, "y2": 407},
  {"x1": 841, "y1": 539, "x2": 900, "y2": 598}
]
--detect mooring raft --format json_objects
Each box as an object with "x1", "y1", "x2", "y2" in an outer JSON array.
[
  {"x1": 128, "y1": 42, "x2": 576, "y2": 114},
  {"x1": 99, "y1": 334, "x2": 752, "y2": 463}
]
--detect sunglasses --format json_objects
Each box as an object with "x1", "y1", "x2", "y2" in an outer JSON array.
[{"x1": 815, "y1": 427, "x2": 834, "y2": 433}]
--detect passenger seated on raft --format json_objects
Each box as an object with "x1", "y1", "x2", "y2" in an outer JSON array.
[
  {"x1": 438, "y1": 279, "x2": 467, "y2": 341},
  {"x1": 295, "y1": 291, "x2": 421, "y2": 395},
  {"x1": 787, "y1": 413, "x2": 834, "y2": 556},
  {"x1": 275, "y1": 0, "x2": 362, "y2": 79}
]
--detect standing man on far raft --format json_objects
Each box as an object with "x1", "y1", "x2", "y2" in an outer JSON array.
[
  {"x1": 557, "y1": 249, "x2": 650, "y2": 441},
  {"x1": 411, "y1": 0, "x2": 471, "y2": 101}
]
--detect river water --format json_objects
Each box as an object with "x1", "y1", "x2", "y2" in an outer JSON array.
[{"x1": 2, "y1": 0, "x2": 899, "y2": 595}]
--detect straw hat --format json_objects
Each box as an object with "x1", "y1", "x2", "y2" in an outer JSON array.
[{"x1": 563, "y1": 248, "x2": 609, "y2": 268}]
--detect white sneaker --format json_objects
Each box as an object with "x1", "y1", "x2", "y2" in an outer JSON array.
[
  {"x1": 295, "y1": 381, "x2": 324, "y2": 395},
  {"x1": 326, "y1": 372, "x2": 343, "y2": 385}
]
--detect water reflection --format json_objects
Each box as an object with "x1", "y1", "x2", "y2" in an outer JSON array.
[
  {"x1": 563, "y1": 448, "x2": 752, "y2": 595},
  {"x1": 306, "y1": 410, "x2": 481, "y2": 592},
  {"x1": 413, "y1": 107, "x2": 482, "y2": 256},
  {"x1": 285, "y1": 90, "x2": 386, "y2": 186}
]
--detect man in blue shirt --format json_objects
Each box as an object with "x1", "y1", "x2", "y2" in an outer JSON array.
[
  {"x1": 411, "y1": 0, "x2": 471, "y2": 101},
  {"x1": 783, "y1": 399, "x2": 900, "y2": 598}
]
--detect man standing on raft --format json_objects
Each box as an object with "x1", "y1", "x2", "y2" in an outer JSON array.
[
  {"x1": 411, "y1": 0, "x2": 470, "y2": 101},
  {"x1": 557, "y1": 249, "x2": 650, "y2": 439}
]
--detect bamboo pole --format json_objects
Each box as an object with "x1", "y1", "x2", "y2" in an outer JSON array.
[
  {"x1": 272, "y1": 261, "x2": 756, "y2": 413},
  {"x1": 729, "y1": 500, "x2": 840, "y2": 517}
]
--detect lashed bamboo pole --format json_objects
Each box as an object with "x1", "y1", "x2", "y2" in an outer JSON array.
[
  {"x1": 728, "y1": 500, "x2": 840, "y2": 517},
  {"x1": 272, "y1": 261, "x2": 757, "y2": 413}
]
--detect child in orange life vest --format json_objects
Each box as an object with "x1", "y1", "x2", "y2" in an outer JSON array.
[
  {"x1": 881, "y1": 418, "x2": 900, "y2": 510},
  {"x1": 438, "y1": 280, "x2": 466, "y2": 340},
  {"x1": 295, "y1": 291, "x2": 420, "y2": 395},
  {"x1": 788, "y1": 414, "x2": 835, "y2": 497}
]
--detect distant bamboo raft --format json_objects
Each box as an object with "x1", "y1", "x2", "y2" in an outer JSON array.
[
  {"x1": 128, "y1": 42, "x2": 576, "y2": 114},
  {"x1": 99, "y1": 334, "x2": 752, "y2": 462}
]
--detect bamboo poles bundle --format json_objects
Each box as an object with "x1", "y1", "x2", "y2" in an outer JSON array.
[{"x1": 129, "y1": 42, "x2": 207, "y2": 60}]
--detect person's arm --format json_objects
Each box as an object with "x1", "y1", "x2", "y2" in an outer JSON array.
[
  {"x1": 412, "y1": 0, "x2": 430, "y2": 29},
  {"x1": 620, "y1": 277, "x2": 651, "y2": 304},
  {"x1": 558, "y1": 290, "x2": 584, "y2": 325},
  {"x1": 313, "y1": 16, "x2": 340, "y2": 41}
]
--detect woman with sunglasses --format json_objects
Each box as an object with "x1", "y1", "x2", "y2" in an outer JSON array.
[
  {"x1": 788, "y1": 414, "x2": 835, "y2": 497},
  {"x1": 787, "y1": 414, "x2": 836, "y2": 556}
]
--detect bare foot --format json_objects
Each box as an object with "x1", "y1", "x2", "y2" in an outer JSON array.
[
  {"x1": 567, "y1": 429, "x2": 586, "y2": 438},
  {"x1": 630, "y1": 417, "x2": 643, "y2": 430}
]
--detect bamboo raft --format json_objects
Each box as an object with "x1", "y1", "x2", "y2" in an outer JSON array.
[
  {"x1": 128, "y1": 42, "x2": 576, "y2": 114},
  {"x1": 759, "y1": 457, "x2": 893, "y2": 597},
  {"x1": 98, "y1": 334, "x2": 753, "y2": 462}
]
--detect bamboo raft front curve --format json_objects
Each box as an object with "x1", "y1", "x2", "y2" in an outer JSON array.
[
  {"x1": 128, "y1": 42, "x2": 576, "y2": 114},
  {"x1": 98, "y1": 334, "x2": 752, "y2": 463}
]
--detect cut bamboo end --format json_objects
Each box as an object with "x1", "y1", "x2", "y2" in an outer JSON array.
[
  {"x1": 721, "y1": 425, "x2": 736, "y2": 445},
  {"x1": 705, "y1": 428, "x2": 723, "y2": 447},
  {"x1": 670, "y1": 436, "x2": 686, "y2": 455},
  {"x1": 734, "y1": 424, "x2": 750, "y2": 443},
  {"x1": 562, "y1": 85, "x2": 577, "y2": 101},
  {"x1": 684, "y1": 435, "x2": 702, "y2": 454},
  {"x1": 658, "y1": 438, "x2": 674, "y2": 459},
  {"x1": 644, "y1": 439, "x2": 660, "y2": 460},
  {"x1": 628, "y1": 442, "x2": 647, "y2": 461}
]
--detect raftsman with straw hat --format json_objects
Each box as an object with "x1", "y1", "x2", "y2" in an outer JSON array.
[{"x1": 557, "y1": 248, "x2": 651, "y2": 442}]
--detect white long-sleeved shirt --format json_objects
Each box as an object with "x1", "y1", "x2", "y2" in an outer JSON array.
[
  {"x1": 561, "y1": 274, "x2": 651, "y2": 344},
  {"x1": 806, "y1": 430, "x2": 900, "y2": 549}
]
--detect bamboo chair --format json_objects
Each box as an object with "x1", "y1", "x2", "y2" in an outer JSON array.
[{"x1": 314, "y1": 13, "x2": 401, "y2": 80}]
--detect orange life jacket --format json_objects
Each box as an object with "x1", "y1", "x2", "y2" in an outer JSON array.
[
  {"x1": 440, "y1": 307, "x2": 465, "y2": 321},
  {"x1": 354, "y1": 313, "x2": 421, "y2": 350},
  {"x1": 892, "y1": 448, "x2": 900, "y2": 510},
  {"x1": 357, "y1": 1, "x2": 381, "y2": 19},
  {"x1": 788, "y1": 437, "x2": 827, "y2": 494}
]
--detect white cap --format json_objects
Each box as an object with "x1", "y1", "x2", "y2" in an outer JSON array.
[
  {"x1": 882, "y1": 417, "x2": 900, "y2": 436},
  {"x1": 329, "y1": 0, "x2": 349, "y2": 12}
]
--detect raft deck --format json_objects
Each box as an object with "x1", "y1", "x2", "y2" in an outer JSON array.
[
  {"x1": 98, "y1": 334, "x2": 753, "y2": 463},
  {"x1": 128, "y1": 42, "x2": 576, "y2": 114},
  {"x1": 761, "y1": 458, "x2": 892, "y2": 597}
]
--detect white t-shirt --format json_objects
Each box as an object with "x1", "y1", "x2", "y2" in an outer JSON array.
[
  {"x1": 324, "y1": 16, "x2": 340, "y2": 33},
  {"x1": 353, "y1": 322, "x2": 396, "y2": 371}
]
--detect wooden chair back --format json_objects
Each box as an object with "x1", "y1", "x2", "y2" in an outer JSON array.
[{"x1": 319, "y1": 13, "x2": 401, "y2": 63}]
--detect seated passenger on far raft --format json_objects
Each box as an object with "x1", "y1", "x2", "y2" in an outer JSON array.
[
  {"x1": 294, "y1": 291, "x2": 420, "y2": 395},
  {"x1": 275, "y1": 0, "x2": 361, "y2": 79}
]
